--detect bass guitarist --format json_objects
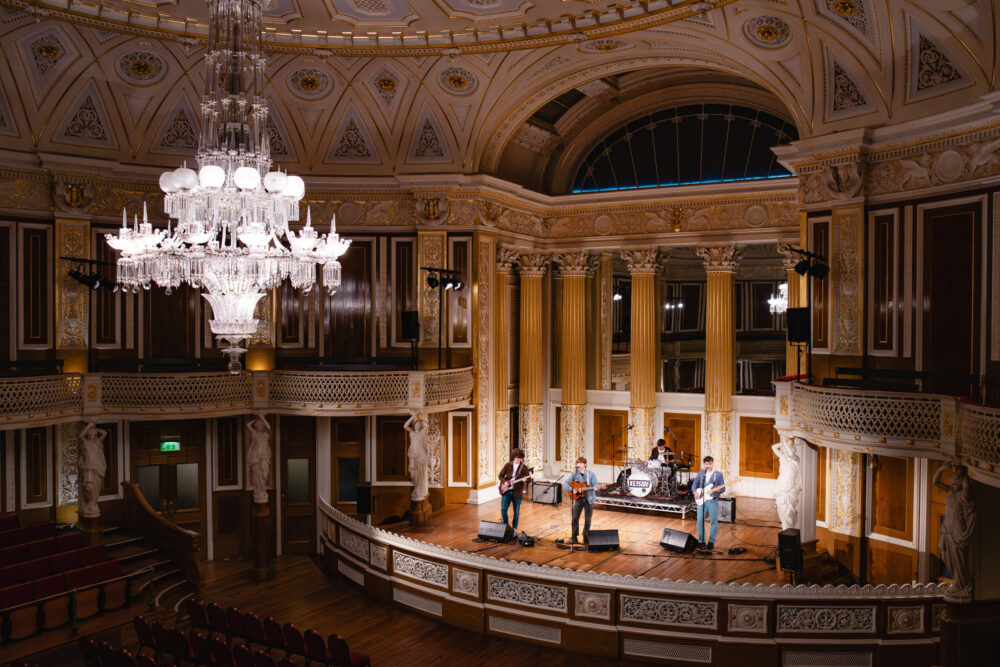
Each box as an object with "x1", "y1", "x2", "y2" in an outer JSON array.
[
  {"x1": 562, "y1": 457, "x2": 599, "y2": 545},
  {"x1": 498, "y1": 449, "x2": 531, "y2": 531}
]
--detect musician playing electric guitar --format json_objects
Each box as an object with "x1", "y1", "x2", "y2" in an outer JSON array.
[
  {"x1": 691, "y1": 455, "x2": 725, "y2": 549},
  {"x1": 561, "y1": 457, "x2": 599, "y2": 545},
  {"x1": 497, "y1": 449, "x2": 532, "y2": 531}
]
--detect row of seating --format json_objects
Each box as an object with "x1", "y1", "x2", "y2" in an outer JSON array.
[
  {"x1": 0, "y1": 531, "x2": 85, "y2": 566},
  {"x1": 79, "y1": 636, "x2": 173, "y2": 667},
  {"x1": 0, "y1": 543, "x2": 107, "y2": 584},
  {"x1": 0, "y1": 560, "x2": 122, "y2": 611},
  {"x1": 0, "y1": 512, "x2": 19, "y2": 532},
  {"x1": 0, "y1": 522, "x2": 57, "y2": 548},
  {"x1": 182, "y1": 600, "x2": 369, "y2": 667},
  {"x1": 132, "y1": 617, "x2": 308, "y2": 667}
]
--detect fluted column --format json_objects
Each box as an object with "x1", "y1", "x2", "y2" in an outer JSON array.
[
  {"x1": 779, "y1": 243, "x2": 804, "y2": 376},
  {"x1": 554, "y1": 252, "x2": 592, "y2": 471},
  {"x1": 494, "y1": 248, "x2": 518, "y2": 476},
  {"x1": 622, "y1": 249, "x2": 659, "y2": 461},
  {"x1": 518, "y1": 253, "x2": 549, "y2": 471},
  {"x1": 697, "y1": 246, "x2": 742, "y2": 480}
]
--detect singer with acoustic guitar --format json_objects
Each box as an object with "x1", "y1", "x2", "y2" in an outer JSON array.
[
  {"x1": 562, "y1": 457, "x2": 599, "y2": 545},
  {"x1": 497, "y1": 449, "x2": 532, "y2": 531},
  {"x1": 691, "y1": 455, "x2": 726, "y2": 549}
]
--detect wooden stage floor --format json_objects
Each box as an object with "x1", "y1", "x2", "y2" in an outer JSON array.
[{"x1": 392, "y1": 495, "x2": 793, "y2": 585}]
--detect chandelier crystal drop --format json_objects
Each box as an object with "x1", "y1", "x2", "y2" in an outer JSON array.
[
  {"x1": 106, "y1": 0, "x2": 350, "y2": 372},
  {"x1": 768, "y1": 282, "x2": 789, "y2": 315}
]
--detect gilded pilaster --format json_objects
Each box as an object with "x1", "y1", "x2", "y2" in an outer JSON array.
[
  {"x1": 779, "y1": 243, "x2": 804, "y2": 376},
  {"x1": 622, "y1": 249, "x2": 659, "y2": 461},
  {"x1": 494, "y1": 248, "x2": 518, "y2": 475},
  {"x1": 590, "y1": 252, "x2": 613, "y2": 391},
  {"x1": 831, "y1": 206, "x2": 864, "y2": 357},
  {"x1": 697, "y1": 245, "x2": 742, "y2": 479},
  {"x1": 55, "y1": 218, "x2": 90, "y2": 373},
  {"x1": 475, "y1": 233, "x2": 497, "y2": 487},
  {"x1": 417, "y1": 231, "x2": 446, "y2": 347},
  {"x1": 828, "y1": 448, "x2": 861, "y2": 537},
  {"x1": 518, "y1": 252, "x2": 548, "y2": 471},
  {"x1": 554, "y1": 251, "x2": 591, "y2": 470}
]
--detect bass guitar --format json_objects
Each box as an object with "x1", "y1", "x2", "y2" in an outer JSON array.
[
  {"x1": 499, "y1": 472, "x2": 532, "y2": 495},
  {"x1": 693, "y1": 476, "x2": 739, "y2": 506},
  {"x1": 567, "y1": 481, "x2": 599, "y2": 502}
]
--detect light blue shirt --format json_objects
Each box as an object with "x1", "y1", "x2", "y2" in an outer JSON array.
[
  {"x1": 691, "y1": 469, "x2": 725, "y2": 500},
  {"x1": 562, "y1": 469, "x2": 599, "y2": 505}
]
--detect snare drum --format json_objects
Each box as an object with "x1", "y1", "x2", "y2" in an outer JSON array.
[{"x1": 626, "y1": 470, "x2": 655, "y2": 497}]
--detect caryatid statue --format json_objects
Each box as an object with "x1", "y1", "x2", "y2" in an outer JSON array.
[
  {"x1": 405, "y1": 413, "x2": 430, "y2": 502},
  {"x1": 934, "y1": 461, "x2": 976, "y2": 602},
  {"x1": 771, "y1": 437, "x2": 802, "y2": 532},
  {"x1": 78, "y1": 421, "x2": 108, "y2": 519},
  {"x1": 246, "y1": 414, "x2": 272, "y2": 505}
]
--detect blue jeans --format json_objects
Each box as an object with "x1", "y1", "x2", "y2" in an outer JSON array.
[
  {"x1": 696, "y1": 498, "x2": 718, "y2": 544},
  {"x1": 500, "y1": 493, "x2": 522, "y2": 529}
]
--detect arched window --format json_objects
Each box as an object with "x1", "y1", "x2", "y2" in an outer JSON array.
[{"x1": 572, "y1": 103, "x2": 798, "y2": 193}]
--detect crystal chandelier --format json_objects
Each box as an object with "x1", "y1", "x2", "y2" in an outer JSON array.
[
  {"x1": 768, "y1": 282, "x2": 789, "y2": 315},
  {"x1": 106, "y1": 0, "x2": 350, "y2": 372}
]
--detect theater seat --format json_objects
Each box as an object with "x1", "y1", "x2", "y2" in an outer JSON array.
[
  {"x1": 20, "y1": 557, "x2": 51, "y2": 582},
  {"x1": 79, "y1": 545, "x2": 107, "y2": 566},
  {"x1": 0, "y1": 543, "x2": 26, "y2": 566},
  {"x1": 0, "y1": 512, "x2": 18, "y2": 532},
  {"x1": 50, "y1": 549, "x2": 81, "y2": 573},
  {"x1": 26, "y1": 538, "x2": 55, "y2": 560}
]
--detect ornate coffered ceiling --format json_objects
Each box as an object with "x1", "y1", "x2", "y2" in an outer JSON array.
[{"x1": 0, "y1": 0, "x2": 995, "y2": 196}]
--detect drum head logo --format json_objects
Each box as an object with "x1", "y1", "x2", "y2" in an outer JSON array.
[{"x1": 627, "y1": 478, "x2": 651, "y2": 489}]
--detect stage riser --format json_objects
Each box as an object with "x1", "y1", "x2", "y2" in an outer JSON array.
[{"x1": 318, "y1": 504, "x2": 945, "y2": 665}]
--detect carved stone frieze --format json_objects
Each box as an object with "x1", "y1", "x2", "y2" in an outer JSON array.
[
  {"x1": 620, "y1": 595, "x2": 717, "y2": 629},
  {"x1": 887, "y1": 605, "x2": 924, "y2": 634},
  {"x1": 552, "y1": 251, "x2": 593, "y2": 277},
  {"x1": 517, "y1": 252, "x2": 549, "y2": 277},
  {"x1": 370, "y1": 544, "x2": 388, "y2": 570},
  {"x1": 487, "y1": 574, "x2": 567, "y2": 612},
  {"x1": 777, "y1": 605, "x2": 875, "y2": 633},
  {"x1": 452, "y1": 568, "x2": 479, "y2": 596},
  {"x1": 728, "y1": 604, "x2": 767, "y2": 633},
  {"x1": 392, "y1": 551, "x2": 448, "y2": 588},
  {"x1": 697, "y1": 245, "x2": 742, "y2": 273},
  {"x1": 340, "y1": 529, "x2": 370, "y2": 563},
  {"x1": 575, "y1": 590, "x2": 611, "y2": 620}
]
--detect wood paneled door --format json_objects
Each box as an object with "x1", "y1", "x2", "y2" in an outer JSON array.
[
  {"x1": 280, "y1": 416, "x2": 315, "y2": 554},
  {"x1": 331, "y1": 417, "x2": 365, "y2": 514},
  {"x1": 130, "y1": 420, "x2": 207, "y2": 538}
]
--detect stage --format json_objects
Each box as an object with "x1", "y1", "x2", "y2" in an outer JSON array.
[{"x1": 390, "y1": 495, "x2": 810, "y2": 585}]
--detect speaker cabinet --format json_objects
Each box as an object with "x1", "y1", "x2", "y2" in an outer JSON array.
[
  {"x1": 717, "y1": 497, "x2": 736, "y2": 524},
  {"x1": 531, "y1": 480, "x2": 561, "y2": 505},
  {"x1": 401, "y1": 310, "x2": 419, "y2": 341},
  {"x1": 660, "y1": 527, "x2": 698, "y2": 554},
  {"x1": 356, "y1": 482, "x2": 372, "y2": 515},
  {"x1": 478, "y1": 520, "x2": 514, "y2": 543},
  {"x1": 787, "y1": 307, "x2": 810, "y2": 343},
  {"x1": 586, "y1": 529, "x2": 620, "y2": 552},
  {"x1": 778, "y1": 528, "x2": 802, "y2": 571}
]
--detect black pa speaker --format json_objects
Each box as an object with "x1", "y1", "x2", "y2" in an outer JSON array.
[
  {"x1": 586, "y1": 529, "x2": 620, "y2": 552},
  {"x1": 778, "y1": 528, "x2": 803, "y2": 572},
  {"x1": 661, "y1": 527, "x2": 698, "y2": 554},
  {"x1": 717, "y1": 497, "x2": 736, "y2": 524},
  {"x1": 401, "y1": 310, "x2": 419, "y2": 341},
  {"x1": 355, "y1": 482, "x2": 372, "y2": 515},
  {"x1": 787, "y1": 307, "x2": 810, "y2": 343},
  {"x1": 478, "y1": 520, "x2": 515, "y2": 543},
  {"x1": 531, "y1": 480, "x2": 562, "y2": 506}
]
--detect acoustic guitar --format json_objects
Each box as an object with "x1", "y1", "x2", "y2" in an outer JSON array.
[{"x1": 567, "y1": 481, "x2": 599, "y2": 502}]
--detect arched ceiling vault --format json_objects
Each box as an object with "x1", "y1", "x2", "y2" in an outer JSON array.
[{"x1": 0, "y1": 0, "x2": 995, "y2": 195}]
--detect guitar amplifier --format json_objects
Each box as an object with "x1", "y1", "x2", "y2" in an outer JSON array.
[
  {"x1": 717, "y1": 497, "x2": 736, "y2": 524},
  {"x1": 530, "y1": 480, "x2": 562, "y2": 505}
]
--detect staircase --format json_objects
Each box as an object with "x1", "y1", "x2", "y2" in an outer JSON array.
[{"x1": 102, "y1": 525, "x2": 198, "y2": 614}]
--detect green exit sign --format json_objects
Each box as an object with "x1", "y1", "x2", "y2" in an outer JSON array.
[{"x1": 160, "y1": 441, "x2": 181, "y2": 452}]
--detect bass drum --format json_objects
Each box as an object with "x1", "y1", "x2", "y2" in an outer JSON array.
[{"x1": 625, "y1": 469, "x2": 654, "y2": 498}]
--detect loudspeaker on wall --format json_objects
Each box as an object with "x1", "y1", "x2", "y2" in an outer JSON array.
[{"x1": 787, "y1": 307, "x2": 810, "y2": 343}]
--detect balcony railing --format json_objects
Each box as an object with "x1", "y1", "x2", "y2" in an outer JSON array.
[{"x1": 0, "y1": 367, "x2": 474, "y2": 428}]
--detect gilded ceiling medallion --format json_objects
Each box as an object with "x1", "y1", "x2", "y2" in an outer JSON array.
[
  {"x1": 35, "y1": 43, "x2": 61, "y2": 60},
  {"x1": 832, "y1": 0, "x2": 858, "y2": 17},
  {"x1": 439, "y1": 66, "x2": 478, "y2": 95},
  {"x1": 29, "y1": 33, "x2": 67, "y2": 74},
  {"x1": 449, "y1": 74, "x2": 467, "y2": 89},
  {"x1": 376, "y1": 77, "x2": 397, "y2": 92},
  {"x1": 116, "y1": 51, "x2": 166, "y2": 85},
  {"x1": 742, "y1": 16, "x2": 792, "y2": 49},
  {"x1": 289, "y1": 67, "x2": 331, "y2": 98},
  {"x1": 594, "y1": 41, "x2": 619, "y2": 52}
]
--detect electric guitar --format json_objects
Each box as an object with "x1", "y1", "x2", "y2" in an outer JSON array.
[
  {"x1": 567, "y1": 481, "x2": 599, "y2": 502},
  {"x1": 693, "y1": 476, "x2": 739, "y2": 506},
  {"x1": 499, "y1": 471, "x2": 532, "y2": 495}
]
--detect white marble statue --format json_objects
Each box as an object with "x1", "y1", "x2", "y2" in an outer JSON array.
[
  {"x1": 934, "y1": 461, "x2": 976, "y2": 602},
  {"x1": 771, "y1": 437, "x2": 802, "y2": 532},
  {"x1": 246, "y1": 414, "x2": 272, "y2": 505},
  {"x1": 77, "y1": 421, "x2": 108, "y2": 520},
  {"x1": 405, "y1": 413, "x2": 430, "y2": 502}
]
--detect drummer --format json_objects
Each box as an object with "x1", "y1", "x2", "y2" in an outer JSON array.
[{"x1": 649, "y1": 438, "x2": 675, "y2": 467}]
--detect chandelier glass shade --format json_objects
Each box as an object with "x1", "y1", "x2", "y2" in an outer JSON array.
[
  {"x1": 106, "y1": 0, "x2": 350, "y2": 372},
  {"x1": 768, "y1": 282, "x2": 789, "y2": 315}
]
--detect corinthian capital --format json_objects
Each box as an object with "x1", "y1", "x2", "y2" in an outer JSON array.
[
  {"x1": 552, "y1": 251, "x2": 593, "y2": 277},
  {"x1": 497, "y1": 247, "x2": 520, "y2": 274},
  {"x1": 777, "y1": 243, "x2": 801, "y2": 272},
  {"x1": 697, "y1": 245, "x2": 742, "y2": 273},
  {"x1": 518, "y1": 252, "x2": 550, "y2": 277},
  {"x1": 621, "y1": 249, "x2": 659, "y2": 275}
]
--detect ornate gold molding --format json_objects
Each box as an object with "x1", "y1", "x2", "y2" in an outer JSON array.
[
  {"x1": 55, "y1": 218, "x2": 89, "y2": 350},
  {"x1": 697, "y1": 245, "x2": 742, "y2": 273}
]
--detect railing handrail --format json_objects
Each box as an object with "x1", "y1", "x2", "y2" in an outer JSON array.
[{"x1": 122, "y1": 481, "x2": 204, "y2": 586}]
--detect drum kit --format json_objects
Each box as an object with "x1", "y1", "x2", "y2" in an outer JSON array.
[{"x1": 617, "y1": 459, "x2": 691, "y2": 499}]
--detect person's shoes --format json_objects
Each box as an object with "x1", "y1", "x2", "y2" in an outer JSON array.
[
  {"x1": 707, "y1": 542, "x2": 715, "y2": 549},
  {"x1": 697, "y1": 542, "x2": 705, "y2": 548},
  {"x1": 568, "y1": 537, "x2": 578, "y2": 545}
]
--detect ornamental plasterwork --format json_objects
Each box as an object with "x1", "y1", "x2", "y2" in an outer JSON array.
[
  {"x1": 628, "y1": 406, "x2": 655, "y2": 462},
  {"x1": 777, "y1": 605, "x2": 875, "y2": 633},
  {"x1": 452, "y1": 568, "x2": 479, "y2": 596},
  {"x1": 487, "y1": 574, "x2": 568, "y2": 612},
  {"x1": 696, "y1": 245, "x2": 741, "y2": 273},
  {"x1": 289, "y1": 68, "x2": 332, "y2": 98},
  {"x1": 477, "y1": 235, "x2": 495, "y2": 486},
  {"x1": 560, "y1": 404, "x2": 585, "y2": 472},
  {"x1": 62, "y1": 95, "x2": 111, "y2": 145},
  {"x1": 417, "y1": 231, "x2": 445, "y2": 345},
  {"x1": 392, "y1": 551, "x2": 449, "y2": 588},
  {"x1": 340, "y1": 528, "x2": 371, "y2": 563},
  {"x1": 828, "y1": 58, "x2": 870, "y2": 119},
  {"x1": 57, "y1": 421, "x2": 81, "y2": 506},
  {"x1": 887, "y1": 605, "x2": 924, "y2": 634},
  {"x1": 742, "y1": 16, "x2": 792, "y2": 49},
  {"x1": 55, "y1": 218, "x2": 89, "y2": 348},
  {"x1": 115, "y1": 51, "x2": 166, "y2": 85},
  {"x1": 621, "y1": 249, "x2": 658, "y2": 274},
  {"x1": 158, "y1": 108, "x2": 197, "y2": 151},
  {"x1": 370, "y1": 544, "x2": 388, "y2": 570},
  {"x1": 520, "y1": 404, "x2": 544, "y2": 472},
  {"x1": 931, "y1": 604, "x2": 944, "y2": 632},
  {"x1": 728, "y1": 604, "x2": 767, "y2": 633},
  {"x1": 427, "y1": 412, "x2": 443, "y2": 487},
  {"x1": 496, "y1": 247, "x2": 519, "y2": 273},
  {"x1": 517, "y1": 252, "x2": 549, "y2": 277},
  {"x1": 620, "y1": 595, "x2": 717, "y2": 629},
  {"x1": 575, "y1": 590, "x2": 610, "y2": 620},
  {"x1": 552, "y1": 251, "x2": 593, "y2": 276},
  {"x1": 831, "y1": 207, "x2": 863, "y2": 356},
  {"x1": 822, "y1": 0, "x2": 871, "y2": 38},
  {"x1": 439, "y1": 66, "x2": 479, "y2": 96},
  {"x1": 828, "y1": 449, "x2": 860, "y2": 536}
]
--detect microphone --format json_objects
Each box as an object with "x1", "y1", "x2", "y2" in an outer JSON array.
[{"x1": 627, "y1": 424, "x2": 635, "y2": 430}]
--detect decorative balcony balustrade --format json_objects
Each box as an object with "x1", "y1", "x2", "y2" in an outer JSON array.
[{"x1": 0, "y1": 367, "x2": 474, "y2": 428}]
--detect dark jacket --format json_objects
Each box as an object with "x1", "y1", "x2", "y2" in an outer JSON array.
[
  {"x1": 498, "y1": 461, "x2": 531, "y2": 496},
  {"x1": 649, "y1": 446, "x2": 674, "y2": 463}
]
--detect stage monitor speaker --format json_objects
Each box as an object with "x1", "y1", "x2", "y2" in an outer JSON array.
[
  {"x1": 718, "y1": 497, "x2": 736, "y2": 524},
  {"x1": 478, "y1": 520, "x2": 514, "y2": 543},
  {"x1": 778, "y1": 528, "x2": 803, "y2": 572},
  {"x1": 531, "y1": 480, "x2": 562, "y2": 506},
  {"x1": 401, "y1": 310, "x2": 419, "y2": 341},
  {"x1": 586, "y1": 529, "x2": 620, "y2": 552},
  {"x1": 661, "y1": 527, "x2": 698, "y2": 554},
  {"x1": 356, "y1": 483, "x2": 372, "y2": 515},
  {"x1": 787, "y1": 307, "x2": 810, "y2": 343}
]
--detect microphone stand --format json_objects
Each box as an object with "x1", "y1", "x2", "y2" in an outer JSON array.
[{"x1": 608, "y1": 423, "x2": 634, "y2": 491}]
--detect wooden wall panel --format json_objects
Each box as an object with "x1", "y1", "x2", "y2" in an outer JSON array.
[
  {"x1": 871, "y1": 455, "x2": 914, "y2": 541},
  {"x1": 277, "y1": 280, "x2": 306, "y2": 348},
  {"x1": 816, "y1": 446, "x2": 827, "y2": 523},
  {"x1": 664, "y1": 412, "x2": 701, "y2": 471},
  {"x1": 100, "y1": 423, "x2": 119, "y2": 496},
  {"x1": 810, "y1": 220, "x2": 830, "y2": 350},
  {"x1": 23, "y1": 427, "x2": 49, "y2": 506},
  {"x1": 19, "y1": 225, "x2": 51, "y2": 349},
  {"x1": 0, "y1": 224, "x2": 12, "y2": 361},
  {"x1": 869, "y1": 540, "x2": 918, "y2": 586},
  {"x1": 391, "y1": 238, "x2": 416, "y2": 347},
  {"x1": 144, "y1": 286, "x2": 196, "y2": 359},
  {"x1": 324, "y1": 239, "x2": 372, "y2": 358},
  {"x1": 448, "y1": 236, "x2": 470, "y2": 346},
  {"x1": 376, "y1": 415, "x2": 407, "y2": 482},
  {"x1": 216, "y1": 417, "x2": 240, "y2": 488},
  {"x1": 870, "y1": 213, "x2": 896, "y2": 353},
  {"x1": 332, "y1": 416, "x2": 365, "y2": 512},
  {"x1": 739, "y1": 416, "x2": 778, "y2": 479},
  {"x1": 593, "y1": 409, "x2": 627, "y2": 465},
  {"x1": 450, "y1": 414, "x2": 469, "y2": 486},
  {"x1": 92, "y1": 229, "x2": 121, "y2": 348}
]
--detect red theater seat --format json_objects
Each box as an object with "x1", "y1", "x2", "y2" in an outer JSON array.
[
  {"x1": 0, "y1": 563, "x2": 21, "y2": 584},
  {"x1": 20, "y1": 557, "x2": 51, "y2": 582},
  {"x1": 55, "y1": 531, "x2": 84, "y2": 552},
  {"x1": 0, "y1": 543, "x2": 26, "y2": 566},
  {"x1": 50, "y1": 549, "x2": 81, "y2": 573},
  {"x1": 79, "y1": 545, "x2": 107, "y2": 566},
  {"x1": 92, "y1": 559, "x2": 122, "y2": 582},
  {"x1": 0, "y1": 527, "x2": 30, "y2": 547},
  {"x1": 25, "y1": 522, "x2": 56, "y2": 542},
  {"x1": 0, "y1": 512, "x2": 18, "y2": 532},
  {"x1": 65, "y1": 565, "x2": 96, "y2": 589},
  {"x1": 26, "y1": 538, "x2": 55, "y2": 560},
  {"x1": 0, "y1": 582, "x2": 33, "y2": 609},
  {"x1": 32, "y1": 573, "x2": 67, "y2": 599}
]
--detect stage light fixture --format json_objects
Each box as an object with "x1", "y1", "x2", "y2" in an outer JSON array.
[
  {"x1": 808, "y1": 263, "x2": 829, "y2": 280},
  {"x1": 426, "y1": 274, "x2": 439, "y2": 289},
  {"x1": 443, "y1": 279, "x2": 455, "y2": 290},
  {"x1": 794, "y1": 258, "x2": 810, "y2": 275},
  {"x1": 89, "y1": 273, "x2": 102, "y2": 290}
]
